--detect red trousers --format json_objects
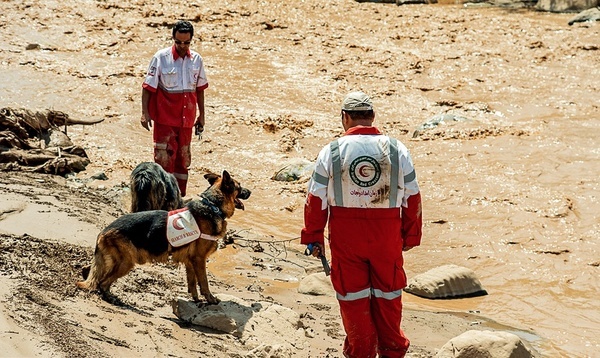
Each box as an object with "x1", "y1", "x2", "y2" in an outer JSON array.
[
  {"x1": 329, "y1": 207, "x2": 410, "y2": 358},
  {"x1": 153, "y1": 122, "x2": 193, "y2": 196}
]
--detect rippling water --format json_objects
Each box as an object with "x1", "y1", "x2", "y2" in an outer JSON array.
[{"x1": 1, "y1": 0, "x2": 598, "y2": 355}]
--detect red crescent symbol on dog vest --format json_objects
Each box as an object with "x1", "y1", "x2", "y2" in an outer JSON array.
[
  {"x1": 172, "y1": 217, "x2": 185, "y2": 230},
  {"x1": 358, "y1": 165, "x2": 370, "y2": 178}
]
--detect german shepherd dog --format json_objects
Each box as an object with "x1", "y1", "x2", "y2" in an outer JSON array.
[
  {"x1": 130, "y1": 162, "x2": 184, "y2": 212},
  {"x1": 77, "y1": 171, "x2": 251, "y2": 304}
]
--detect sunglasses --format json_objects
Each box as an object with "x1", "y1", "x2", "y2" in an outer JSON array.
[{"x1": 174, "y1": 40, "x2": 191, "y2": 45}]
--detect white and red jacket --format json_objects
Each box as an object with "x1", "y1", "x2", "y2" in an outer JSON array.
[
  {"x1": 302, "y1": 125, "x2": 421, "y2": 357},
  {"x1": 301, "y1": 125, "x2": 422, "y2": 251},
  {"x1": 142, "y1": 46, "x2": 208, "y2": 128}
]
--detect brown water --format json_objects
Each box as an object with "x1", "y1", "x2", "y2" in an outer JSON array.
[{"x1": 1, "y1": 0, "x2": 599, "y2": 356}]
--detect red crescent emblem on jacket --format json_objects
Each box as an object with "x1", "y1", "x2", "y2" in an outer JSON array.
[
  {"x1": 358, "y1": 165, "x2": 370, "y2": 178},
  {"x1": 172, "y1": 216, "x2": 185, "y2": 230}
]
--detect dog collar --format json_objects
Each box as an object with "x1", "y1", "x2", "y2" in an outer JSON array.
[{"x1": 200, "y1": 195, "x2": 226, "y2": 219}]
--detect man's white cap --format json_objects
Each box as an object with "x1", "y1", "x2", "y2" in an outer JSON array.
[{"x1": 342, "y1": 91, "x2": 373, "y2": 111}]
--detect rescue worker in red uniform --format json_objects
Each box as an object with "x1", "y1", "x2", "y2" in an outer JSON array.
[
  {"x1": 301, "y1": 91, "x2": 422, "y2": 358},
  {"x1": 141, "y1": 20, "x2": 208, "y2": 197}
]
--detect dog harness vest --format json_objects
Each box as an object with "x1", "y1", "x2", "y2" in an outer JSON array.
[
  {"x1": 166, "y1": 208, "x2": 218, "y2": 247},
  {"x1": 143, "y1": 46, "x2": 208, "y2": 128}
]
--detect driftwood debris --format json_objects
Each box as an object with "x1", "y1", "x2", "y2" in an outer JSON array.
[{"x1": 0, "y1": 107, "x2": 103, "y2": 175}]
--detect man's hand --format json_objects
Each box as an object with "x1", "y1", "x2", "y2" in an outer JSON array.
[
  {"x1": 305, "y1": 242, "x2": 330, "y2": 276},
  {"x1": 141, "y1": 114, "x2": 153, "y2": 131},
  {"x1": 306, "y1": 242, "x2": 324, "y2": 258},
  {"x1": 194, "y1": 114, "x2": 205, "y2": 139},
  {"x1": 195, "y1": 122, "x2": 204, "y2": 139}
]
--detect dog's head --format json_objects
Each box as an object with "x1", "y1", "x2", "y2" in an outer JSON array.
[{"x1": 203, "y1": 170, "x2": 251, "y2": 216}]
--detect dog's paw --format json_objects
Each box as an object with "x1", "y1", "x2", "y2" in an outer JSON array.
[{"x1": 203, "y1": 293, "x2": 220, "y2": 305}]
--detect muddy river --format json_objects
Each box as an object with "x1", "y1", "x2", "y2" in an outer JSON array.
[{"x1": 1, "y1": 0, "x2": 598, "y2": 356}]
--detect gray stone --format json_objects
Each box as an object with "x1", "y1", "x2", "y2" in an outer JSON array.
[
  {"x1": 568, "y1": 6, "x2": 600, "y2": 24},
  {"x1": 412, "y1": 113, "x2": 470, "y2": 138},
  {"x1": 244, "y1": 344, "x2": 295, "y2": 358},
  {"x1": 90, "y1": 172, "x2": 109, "y2": 181},
  {"x1": 172, "y1": 294, "x2": 307, "y2": 352},
  {"x1": 436, "y1": 330, "x2": 534, "y2": 358},
  {"x1": 271, "y1": 158, "x2": 315, "y2": 182},
  {"x1": 44, "y1": 129, "x2": 73, "y2": 148},
  {"x1": 298, "y1": 272, "x2": 335, "y2": 296},
  {"x1": 535, "y1": 0, "x2": 598, "y2": 13},
  {"x1": 405, "y1": 264, "x2": 487, "y2": 299}
]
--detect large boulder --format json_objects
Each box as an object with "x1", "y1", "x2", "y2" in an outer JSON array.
[
  {"x1": 412, "y1": 113, "x2": 471, "y2": 138},
  {"x1": 436, "y1": 330, "x2": 534, "y2": 357},
  {"x1": 354, "y1": 0, "x2": 438, "y2": 3},
  {"x1": 298, "y1": 272, "x2": 335, "y2": 296},
  {"x1": 271, "y1": 158, "x2": 315, "y2": 182},
  {"x1": 535, "y1": 0, "x2": 599, "y2": 12},
  {"x1": 568, "y1": 6, "x2": 600, "y2": 24},
  {"x1": 172, "y1": 294, "x2": 308, "y2": 353},
  {"x1": 405, "y1": 264, "x2": 487, "y2": 299}
]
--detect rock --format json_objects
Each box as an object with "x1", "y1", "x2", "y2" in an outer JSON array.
[
  {"x1": 536, "y1": 0, "x2": 598, "y2": 13},
  {"x1": 298, "y1": 272, "x2": 335, "y2": 296},
  {"x1": 405, "y1": 264, "x2": 487, "y2": 299},
  {"x1": 271, "y1": 158, "x2": 315, "y2": 182},
  {"x1": 490, "y1": 0, "x2": 535, "y2": 8},
  {"x1": 244, "y1": 343, "x2": 295, "y2": 358},
  {"x1": 172, "y1": 294, "x2": 307, "y2": 351},
  {"x1": 396, "y1": 0, "x2": 434, "y2": 5},
  {"x1": 44, "y1": 129, "x2": 74, "y2": 148},
  {"x1": 412, "y1": 113, "x2": 470, "y2": 138},
  {"x1": 90, "y1": 172, "x2": 109, "y2": 181},
  {"x1": 436, "y1": 330, "x2": 534, "y2": 357},
  {"x1": 173, "y1": 297, "x2": 240, "y2": 335},
  {"x1": 568, "y1": 6, "x2": 600, "y2": 24},
  {"x1": 354, "y1": 0, "x2": 396, "y2": 3},
  {"x1": 354, "y1": 0, "x2": 437, "y2": 3}
]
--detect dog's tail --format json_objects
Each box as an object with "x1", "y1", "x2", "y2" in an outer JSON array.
[
  {"x1": 130, "y1": 170, "x2": 166, "y2": 213},
  {"x1": 76, "y1": 245, "x2": 105, "y2": 291}
]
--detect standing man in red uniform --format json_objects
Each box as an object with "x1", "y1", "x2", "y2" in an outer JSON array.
[
  {"x1": 141, "y1": 20, "x2": 208, "y2": 197},
  {"x1": 301, "y1": 91, "x2": 422, "y2": 358}
]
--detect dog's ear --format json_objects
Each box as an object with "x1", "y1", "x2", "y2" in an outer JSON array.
[
  {"x1": 221, "y1": 170, "x2": 235, "y2": 193},
  {"x1": 222, "y1": 170, "x2": 231, "y2": 182},
  {"x1": 204, "y1": 172, "x2": 220, "y2": 185}
]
